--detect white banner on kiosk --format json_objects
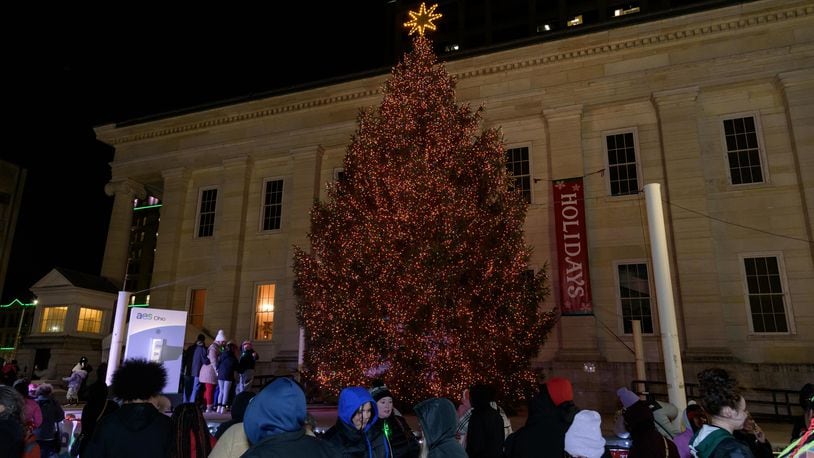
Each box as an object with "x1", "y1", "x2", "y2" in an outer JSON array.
[{"x1": 123, "y1": 308, "x2": 187, "y2": 394}]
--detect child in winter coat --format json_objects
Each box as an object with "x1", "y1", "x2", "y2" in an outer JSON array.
[{"x1": 63, "y1": 360, "x2": 89, "y2": 406}]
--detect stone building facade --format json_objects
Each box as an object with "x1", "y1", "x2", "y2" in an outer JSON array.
[{"x1": 94, "y1": 0, "x2": 813, "y2": 409}]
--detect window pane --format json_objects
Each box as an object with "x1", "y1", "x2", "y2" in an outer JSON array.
[
  {"x1": 618, "y1": 263, "x2": 653, "y2": 333},
  {"x1": 77, "y1": 308, "x2": 102, "y2": 333},
  {"x1": 189, "y1": 289, "x2": 206, "y2": 328},
  {"x1": 262, "y1": 180, "x2": 284, "y2": 231},
  {"x1": 723, "y1": 116, "x2": 763, "y2": 185},
  {"x1": 743, "y1": 256, "x2": 788, "y2": 333},
  {"x1": 505, "y1": 147, "x2": 531, "y2": 203},
  {"x1": 255, "y1": 284, "x2": 276, "y2": 341},
  {"x1": 197, "y1": 189, "x2": 218, "y2": 237},
  {"x1": 41, "y1": 306, "x2": 68, "y2": 333},
  {"x1": 606, "y1": 132, "x2": 639, "y2": 196}
]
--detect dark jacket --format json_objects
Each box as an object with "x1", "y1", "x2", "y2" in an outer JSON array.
[
  {"x1": 624, "y1": 401, "x2": 679, "y2": 458},
  {"x1": 242, "y1": 377, "x2": 339, "y2": 457},
  {"x1": 503, "y1": 385, "x2": 575, "y2": 458},
  {"x1": 217, "y1": 350, "x2": 238, "y2": 381},
  {"x1": 78, "y1": 382, "x2": 119, "y2": 456},
  {"x1": 0, "y1": 417, "x2": 24, "y2": 458},
  {"x1": 215, "y1": 391, "x2": 255, "y2": 440},
  {"x1": 466, "y1": 386, "x2": 504, "y2": 458},
  {"x1": 371, "y1": 414, "x2": 419, "y2": 458},
  {"x1": 83, "y1": 402, "x2": 173, "y2": 458},
  {"x1": 242, "y1": 429, "x2": 341, "y2": 458},
  {"x1": 238, "y1": 349, "x2": 258, "y2": 373},
  {"x1": 191, "y1": 342, "x2": 209, "y2": 377},
  {"x1": 323, "y1": 387, "x2": 389, "y2": 458},
  {"x1": 414, "y1": 398, "x2": 467, "y2": 458},
  {"x1": 733, "y1": 430, "x2": 773, "y2": 458},
  {"x1": 34, "y1": 395, "x2": 64, "y2": 442},
  {"x1": 691, "y1": 424, "x2": 754, "y2": 458}
]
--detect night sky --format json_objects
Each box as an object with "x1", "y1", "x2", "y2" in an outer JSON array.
[{"x1": 2, "y1": 4, "x2": 397, "y2": 303}]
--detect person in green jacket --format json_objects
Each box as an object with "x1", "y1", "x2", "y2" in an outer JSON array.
[{"x1": 690, "y1": 368, "x2": 753, "y2": 458}]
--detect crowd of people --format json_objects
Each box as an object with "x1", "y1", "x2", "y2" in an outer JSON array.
[{"x1": 2, "y1": 348, "x2": 813, "y2": 458}]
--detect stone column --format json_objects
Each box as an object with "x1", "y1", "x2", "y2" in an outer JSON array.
[
  {"x1": 148, "y1": 168, "x2": 189, "y2": 309},
  {"x1": 101, "y1": 179, "x2": 145, "y2": 287},
  {"x1": 777, "y1": 70, "x2": 814, "y2": 262},
  {"x1": 543, "y1": 104, "x2": 602, "y2": 361},
  {"x1": 651, "y1": 87, "x2": 726, "y2": 356}
]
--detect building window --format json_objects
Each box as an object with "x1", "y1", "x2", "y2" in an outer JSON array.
[
  {"x1": 505, "y1": 146, "x2": 531, "y2": 203},
  {"x1": 254, "y1": 284, "x2": 275, "y2": 341},
  {"x1": 333, "y1": 168, "x2": 346, "y2": 182},
  {"x1": 616, "y1": 263, "x2": 653, "y2": 334},
  {"x1": 189, "y1": 289, "x2": 206, "y2": 328},
  {"x1": 77, "y1": 307, "x2": 102, "y2": 333},
  {"x1": 196, "y1": 188, "x2": 218, "y2": 238},
  {"x1": 742, "y1": 255, "x2": 789, "y2": 333},
  {"x1": 40, "y1": 306, "x2": 68, "y2": 333},
  {"x1": 723, "y1": 116, "x2": 764, "y2": 185},
  {"x1": 605, "y1": 131, "x2": 639, "y2": 196},
  {"x1": 261, "y1": 179, "x2": 284, "y2": 231}
]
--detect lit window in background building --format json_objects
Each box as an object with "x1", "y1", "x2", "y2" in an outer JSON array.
[
  {"x1": 255, "y1": 284, "x2": 275, "y2": 341},
  {"x1": 41, "y1": 306, "x2": 68, "y2": 333},
  {"x1": 77, "y1": 307, "x2": 102, "y2": 333},
  {"x1": 567, "y1": 15, "x2": 583, "y2": 27}
]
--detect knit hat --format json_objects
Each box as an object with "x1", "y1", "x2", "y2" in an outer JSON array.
[
  {"x1": 565, "y1": 410, "x2": 606, "y2": 458},
  {"x1": 215, "y1": 329, "x2": 227, "y2": 342},
  {"x1": 546, "y1": 377, "x2": 573, "y2": 406},
  {"x1": 196, "y1": 333, "x2": 205, "y2": 342},
  {"x1": 242, "y1": 340, "x2": 253, "y2": 349},
  {"x1": 617, "y1": 387, "x2": 640, "y2": 408},
  {"x1": 369, "y1": 383, "x2": 393, "y2": 402}
]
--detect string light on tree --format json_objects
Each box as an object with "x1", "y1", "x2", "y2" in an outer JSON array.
[
  {"x1": 404, "y1": 2, "x2": 443, "y2": 36},
  {"x1": 294, "y1": 6, "x2": 556, "y2": 406}
]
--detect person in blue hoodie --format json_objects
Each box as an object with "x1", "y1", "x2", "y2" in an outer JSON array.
[
  {"x1": 323, "y1": 386, "x2": 390, "y2": 458},
  {"x1": 242, "y1": 377, "x2": 340, "y2": 458}
]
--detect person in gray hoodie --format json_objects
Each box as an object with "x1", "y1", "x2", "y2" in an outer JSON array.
[{"x1": 414, "y1": 397, "x2": 466, "y2": 458}]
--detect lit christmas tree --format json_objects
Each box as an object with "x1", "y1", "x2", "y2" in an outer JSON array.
[{"x1": 294, "y1": 7, "x2": 556, "y2": 405}]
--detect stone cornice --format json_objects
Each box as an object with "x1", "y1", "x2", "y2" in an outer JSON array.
[
  {"x1": 652, "y1": 86, "x2": 701, "y2": 106},
  {"x1": 101, "y1": 2, "x2": 811, "y2": 147},
  {"x1": 776, "y1": 68, "x2": 814, "y2": 89},
  {"x1": 543, "y1": 104, "x2": 584, "y2": 120},
  {"x1": 104, "y1": 179, "x2": 146, "y2": 199}
]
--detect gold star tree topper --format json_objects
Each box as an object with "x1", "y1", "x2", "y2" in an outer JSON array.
[{"x1": 404, "y1": 3, "x2": 442, "y2": 36}]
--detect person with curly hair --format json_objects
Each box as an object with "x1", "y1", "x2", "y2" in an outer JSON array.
[
  {"x1": 83, "y1": 358, "x2": 173, "y2": 458},
  {"x1": 170, "y1": 403, "x2": 215, "y2": 458},
  {"x1": 690, "y1": 368, "x2": 753, "y2": 458},
  {"x1": 0, "y1": 384, "x2": 26, "y2": 458}
]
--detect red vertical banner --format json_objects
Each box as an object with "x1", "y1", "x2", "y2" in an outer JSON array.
[{"x1": 552, "y1": 177, "x2": 593, "y2": 315}]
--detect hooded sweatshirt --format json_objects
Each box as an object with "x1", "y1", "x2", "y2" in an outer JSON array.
[
  {"x1": 323, "y1": 386, "x2": 389, "y2": 458},
  {"x1": 241, "y1": 377, "x2": 339, "y2": 458},
  {"x1": 414, "y1": 397, "x2": 467, "y2": 458},
  {"x1": 503, "y1": 383, "x2": 575, "y2": 458},
  {"x1": 82, "y1": 403, "x2": 173, "y2": 458},
  {"x1": 690, "y1": 424, "x2": 753, "y2": 458}
]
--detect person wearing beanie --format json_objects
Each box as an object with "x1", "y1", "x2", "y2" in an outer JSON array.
[
  {"x1": 565, "y1": 410, "x2": 610, "y2": 458},
  {"x1": 236, "y1": 340, "x2": 259, "y2": 395},
  {"x1": 200, "y1": 331, "x2": 223, "y2": 412},
  {"x1": 617, "y1": 387, "x2": 640, "y2": 409},
  {"x1": 323, "y1": 386, "x2": 390, "y2": 457},
  {"x1": 504, "y1": 377, "x2": 578, "y2": 458},
  {"x1": 369, "y1": 381, "x2": 419, "y2": 458}
]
